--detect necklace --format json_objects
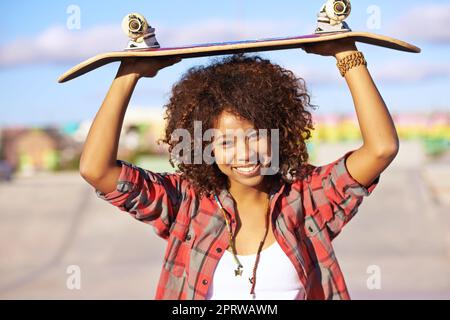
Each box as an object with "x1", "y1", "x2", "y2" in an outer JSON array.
[{"x1": 213, "y1": 193, "x2": 271, "y2": 295}]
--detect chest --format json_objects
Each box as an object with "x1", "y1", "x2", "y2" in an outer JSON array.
[
  {"x1": 228, "y1": 208, "x2": 277, "y2": 256},
  {"x1": 228, "y1": 203, "x2": 276, "y2": 255}
]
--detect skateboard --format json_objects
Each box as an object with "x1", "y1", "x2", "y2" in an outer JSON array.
[{"x1": 58, "y1": 0, "x2": 420, "y2": 83}]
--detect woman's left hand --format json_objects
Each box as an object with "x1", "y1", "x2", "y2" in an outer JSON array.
[{"x1": 301, "y1": 38, "x2": 358, "y2": 59}]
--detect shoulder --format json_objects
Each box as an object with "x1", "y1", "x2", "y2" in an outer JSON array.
[{"x1": 292, "y1": 152, "x2": 354, "y2": 187}]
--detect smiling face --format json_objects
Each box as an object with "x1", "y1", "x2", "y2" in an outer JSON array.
[
  {"x1": 162, "y1": 55, "x2": 315, "y2": 197},
  {"x1": 212, "y1": 110, "x2": 272, "y2": 190}
]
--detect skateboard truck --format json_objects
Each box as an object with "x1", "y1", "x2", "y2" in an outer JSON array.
[
  {"x1": 121, "y1": 13, "x2": 160, "y2": 50},
  {"x1": 315, "y1": 0, "x2": 352, "y2": 34}
]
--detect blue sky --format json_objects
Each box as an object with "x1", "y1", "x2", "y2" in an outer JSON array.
[{"x1": 1, "y1": 0, "x2": 449, "y2": 126}]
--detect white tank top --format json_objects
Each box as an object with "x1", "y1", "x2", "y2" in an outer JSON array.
[{"x1": 206, "y1": 240, "x2": 306, "y2": 300}]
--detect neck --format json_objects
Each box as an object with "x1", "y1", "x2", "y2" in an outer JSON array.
[{"x1": 228, "y1": 178, "x2": 270, "y2": 206}]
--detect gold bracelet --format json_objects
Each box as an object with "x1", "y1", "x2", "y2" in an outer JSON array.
[{"x1": 336, "y1": 51, "x2": 367, "y2": 77}]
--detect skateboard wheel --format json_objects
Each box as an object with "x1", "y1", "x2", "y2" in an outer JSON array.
[
  {"x1": 121, "y1": 13, "x2": 149, "y2": 39},
  {"x1": 325, "y1": 0, "x2": 351, "y2": 22}
]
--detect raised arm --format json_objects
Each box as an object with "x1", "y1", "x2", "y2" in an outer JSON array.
[
  {"x1": 302, "y1": 40, "x2": 399, "y2": 188},
  {"x1": 79, "y1": 57, "x2": 180, "y2": 194}
]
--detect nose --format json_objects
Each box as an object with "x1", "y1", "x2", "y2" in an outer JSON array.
[{"x1": 235, "y1": 136, "x2": 258, "y2": 165}]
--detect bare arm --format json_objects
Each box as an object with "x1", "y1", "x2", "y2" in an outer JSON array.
[
  {"x1": 79, "y1": 57, "x2": 181, "y2": 194},
  {"x1": 303, "y1": 40, "x2": 399, "y2": 188}
]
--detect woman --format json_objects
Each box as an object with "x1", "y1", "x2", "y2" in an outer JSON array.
[{"x1": 79, "y1": 39, "x2": 398, "y2": 300}]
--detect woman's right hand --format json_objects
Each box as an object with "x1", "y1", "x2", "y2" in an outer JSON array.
[{"x1": 117, "y1": 56, "x2": 182, "y2": 79}]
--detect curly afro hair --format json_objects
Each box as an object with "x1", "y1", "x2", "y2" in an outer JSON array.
[{"x1": 158, "y1": 54, "x2": 317, "y2": 198}]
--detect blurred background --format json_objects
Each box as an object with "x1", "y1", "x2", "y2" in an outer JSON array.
[{"x1": 0, "y1": 0, "x2": 449, "y2": 299}]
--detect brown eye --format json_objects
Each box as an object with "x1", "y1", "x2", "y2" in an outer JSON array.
[{"x1": 222, "y1": 140, "x2": 233, "y2": 147}]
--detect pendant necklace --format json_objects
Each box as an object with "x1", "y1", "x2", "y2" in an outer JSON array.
[{"x1": 214, "y1": 193, "x2": 271, "y2": 295}]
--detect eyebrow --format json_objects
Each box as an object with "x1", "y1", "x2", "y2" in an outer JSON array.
[{"x1": 215, "y1": 131, "x2": 258, "y2": 140}]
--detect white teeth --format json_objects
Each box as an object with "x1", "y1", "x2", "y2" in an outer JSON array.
[
  {"x1": 233, "y1": 164, "x2": 258, "y2": 172},
  {"x1": 236, "y1": 167, "x2": 254, "y2": 172}
]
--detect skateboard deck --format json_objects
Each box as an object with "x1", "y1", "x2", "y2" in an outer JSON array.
[{"x1": 58, "y1": 1, "x2": 420, "y2": 83}]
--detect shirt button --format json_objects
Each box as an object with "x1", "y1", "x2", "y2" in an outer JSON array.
[
  {"x1": 216, "y1": 247, "x2": 222, "y2": 253},
  {"x1": 202, "y1": 279, "x2": 208, "y2": 285}
]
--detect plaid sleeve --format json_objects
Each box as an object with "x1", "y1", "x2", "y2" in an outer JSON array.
[
  {"x1": 306, "y1": 150, "x2": 380, "y2": 239},
  {"x1": 95, "y1": 160, "x2": 184, "y2": 240}
]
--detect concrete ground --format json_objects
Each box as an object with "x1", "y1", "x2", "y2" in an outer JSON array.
[{"x1": 1, "y1": 141, "x2": 449, "y2": 299}]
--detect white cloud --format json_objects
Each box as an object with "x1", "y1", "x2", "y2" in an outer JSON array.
[
  {"x1": 291, "y1": 61, "x2": 450, "y2": 86},
  {"x1": 292, "y1": 65, "x2": 339, "y2": 85},
  {"x1": 372, "y1": 61, "x2": 450, "y2": 83},
  {"x1": 157, "y1": 19, "x2": 290, "y2": 45},
  {"x1": 389, "y1": 3, "x2": 450, "y2": 44},
  {"x1": 0, "y1": 20, "x2": 295, "y2": 67},
  {"x1": 0, "y1": 25, "x2": 124, "y2": 66}
]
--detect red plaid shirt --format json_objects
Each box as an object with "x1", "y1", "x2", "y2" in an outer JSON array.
[{"x1": 96, "y1": 150, "x2": 380, "y2": 300}]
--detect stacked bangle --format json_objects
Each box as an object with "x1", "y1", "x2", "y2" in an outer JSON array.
[{"x1": 336, "y1": 51, "x2": 367, "y2": 77}]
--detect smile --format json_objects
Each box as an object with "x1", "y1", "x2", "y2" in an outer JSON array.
[{"x1": 232, "y1": 163, "x2": 261, "y2": 177}]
